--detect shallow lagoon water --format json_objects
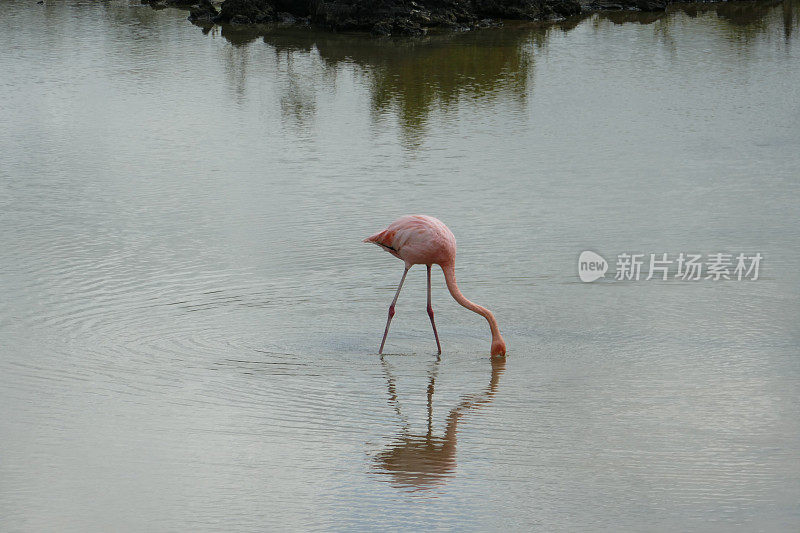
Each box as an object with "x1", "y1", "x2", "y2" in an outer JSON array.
[{"x1": 1, "y1": 0, "x2": 800, "y2": 530}]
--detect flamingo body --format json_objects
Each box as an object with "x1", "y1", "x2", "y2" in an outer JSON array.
[
  {"x1": 365, "y1": 215, "x2": 506, "y2": 357},
  {"x1": 364, "y1": 215, "x2": 456, "y2": 267}
]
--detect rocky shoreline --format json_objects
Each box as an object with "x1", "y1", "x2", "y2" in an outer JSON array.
[{"x1": 143, "y1": 0, "x2": 735, "y2": 35}]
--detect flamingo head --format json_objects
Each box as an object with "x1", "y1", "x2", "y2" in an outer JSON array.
[{"x1": 491, "y1": 337, "x2": 506, "y2": 357}]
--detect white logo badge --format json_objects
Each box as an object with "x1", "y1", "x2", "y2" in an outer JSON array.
[{"x1": 579, "y1": 251, "x2": 608, "y2": 282}]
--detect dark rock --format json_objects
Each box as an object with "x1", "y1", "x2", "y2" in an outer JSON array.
[
  {"x1": 276, "y1": 11, "x2": 297, "y2": 23},
  {"x1": 372, "y1": 21, "x2": 393, "y2": 35},
  {"x1": 634, "y1": 0, "x2": 667, "y2": 11},
  {"x1": 581, "y1": 0, "x2": 624, "y2": 10},
  {"x1": 143, "y1": 0, "x2": 201, "y2": 6},
  {"x1": 474, "y1": 0, "x2": 546, "y2": 20},
  {"x1": 149, "y1": 0, "x2": 735, "y2": 35},
  {"x1": 548, "y1": 0, "x2": 581, "y2": 17},
  {"x1": 215, "y1": 0, "x2": 276, "y2": 23},
  {"x1": 189, "y1": 0, "x2": 219, "y2": 21},
  {"x1": 476, "y1": 18, "x2": 500, "y2": 28},
  {"x1": 145, "y1": 0, "x2": 578, "y2": 35},
  {"x1": 581, "y1": 0, "x2": 669, "y2": 11}
]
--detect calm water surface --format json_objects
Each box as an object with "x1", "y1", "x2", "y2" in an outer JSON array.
[{"x1": 2, "y1": 0, "x2": 800, "y2": 530}]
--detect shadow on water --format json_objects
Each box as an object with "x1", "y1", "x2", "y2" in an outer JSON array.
[{"x1": 372, "y1": 356, "x2": 506, "y2": 491}]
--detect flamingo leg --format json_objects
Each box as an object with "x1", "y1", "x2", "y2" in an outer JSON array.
[
  {"x1": 427, "y1": 265, "x2": 442, "y2": 355},
  {"x1": 379, "y1": 266, "x2": 410, "y2": 354}
]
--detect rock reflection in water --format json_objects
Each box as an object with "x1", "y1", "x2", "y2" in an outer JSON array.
[
  {"x1": 373, "y1": 356, "x2": 506, "y2": 491},
  {"x1": 192, "y1": 0, "x2": 797, "y2": 144},
  {"x1": 206, "y1": 24, "x2": 538, "y2": 143}
]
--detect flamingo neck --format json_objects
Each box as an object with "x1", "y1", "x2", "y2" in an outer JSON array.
[{"x1": 441, "y1": 263, "x2": 505, "y2": 355}]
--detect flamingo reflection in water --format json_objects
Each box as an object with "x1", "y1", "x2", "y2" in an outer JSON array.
[{"x1": 372, "y1": 356, "x2": 506, "y2": 490}]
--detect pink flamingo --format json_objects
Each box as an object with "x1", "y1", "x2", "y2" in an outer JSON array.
[{"x1": 364, "y1": 215, "x2": 506, "y2": 357}]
